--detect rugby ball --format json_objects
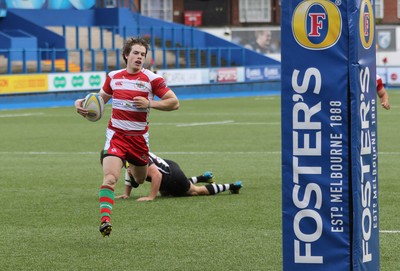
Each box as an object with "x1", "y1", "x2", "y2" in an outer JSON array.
[{"x1": 82, "y1": 93, "x2": 104, "y2": 122}]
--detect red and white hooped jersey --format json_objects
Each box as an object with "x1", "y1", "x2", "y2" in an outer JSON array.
[
  {"x1": 102, "y1": 68, "x2": 170, "y2": 134},
  {"x1": 376, "y1": 74, "x2": 384, "y2": 92}
]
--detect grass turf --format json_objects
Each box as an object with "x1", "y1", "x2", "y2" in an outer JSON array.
[{"x1": 0, "y1": 93, "x2": 399, "y2": 270}]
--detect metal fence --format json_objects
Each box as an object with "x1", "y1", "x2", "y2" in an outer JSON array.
[
  {"x1": 0, "y1": 24, "x2": 248, "y2": 74},
  {"x1": 0, "y1": 46, "x2": 246, "y2": 74}
]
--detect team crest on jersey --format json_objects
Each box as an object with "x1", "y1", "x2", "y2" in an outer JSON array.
[
  {"x1": 359, "y1": 0, "x2": 374, "y2": 49},
  {"x1": 135, "y1": 81, "x2": 146, "y2": 89},
  {"x1": 292, "y1": 0, "x2": 342, "y2": 50}
]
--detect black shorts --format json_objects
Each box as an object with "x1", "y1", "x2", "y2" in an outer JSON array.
[{"x1": 161, "y1": 160, "x2": 190, "y2": 197}]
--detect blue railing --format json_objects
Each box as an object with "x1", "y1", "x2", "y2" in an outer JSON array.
[
  {"x1": 0, "y1": 46, "x2": 247, "y2": 74},
  {"x1": 0, "y1": 23, "x2": 251, "y2": 74},
  {"x1": 51, "y1": 25, "x2": 201, "y2": 50},
  {"x1": 95, "y1": 0, "x2": 138, "y2": 11}
]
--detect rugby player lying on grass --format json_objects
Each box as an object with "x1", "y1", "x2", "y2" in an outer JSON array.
[{"x1": 101, "y1": 152, "x2": 242, "y2": 201}]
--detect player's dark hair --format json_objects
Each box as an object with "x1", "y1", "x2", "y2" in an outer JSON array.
[{"x1": 122, "y1": 37, "x2": 150, "y2": 64}]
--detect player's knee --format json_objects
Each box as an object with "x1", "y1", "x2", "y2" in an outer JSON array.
[
  {"x1": 187, "y1": 185, "x2": 199, "y2": 196},
  {"x1": 129, "y1": 166, "x2": 147, "y2": 184},
  {"x1": 188, "y1": 191, "x2": 198, "y2": 196},
  {"x1": 133, "y1": 176, "x2": 146, "y2": 184},
  {"x1": 103, "y1": 174, "x2": 119, "y2": 187}
]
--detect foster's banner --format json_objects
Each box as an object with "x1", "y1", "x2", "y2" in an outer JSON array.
[
  {"x1": 281, "y1": 0, "x2": 379, "y2": 270},
  {"x1": 349, "y1": 0, "x2": 380, "y2": 270}
]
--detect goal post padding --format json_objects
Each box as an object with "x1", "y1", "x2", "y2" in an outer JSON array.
[{"x1": 281, "y1": 1, "x2": 380, "y2": 270}]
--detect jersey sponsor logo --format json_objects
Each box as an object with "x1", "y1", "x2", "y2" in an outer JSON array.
[
  {"x1": 359, "y1": 0, "x2": 374, "y2": 49},
  {"x1": 292, "y1": 0, "x2": 342, "y2": 50},
  {"x1": 135, "y1": 81, "x2": 146, "y2": 89}
]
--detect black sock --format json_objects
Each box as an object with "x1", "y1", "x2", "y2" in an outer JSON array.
[
  {"x1": 196, "y1": 175, "x2": 209, "y2": 182},
  {"x1": 129, "y1": 178, "x2": 140, "y2": 188},
  {"x1": 125, "y1": 170, "x2": 140, "y2": 188},
  {"x1": 205, "y1": 184, "x2": 229, "y2": 195},
  {"x1": 189, "y1": 176, "x2": 208, "y2": 184},
  {"x1": 205, "y1": 184, "x2": 215, "y2": 195}
]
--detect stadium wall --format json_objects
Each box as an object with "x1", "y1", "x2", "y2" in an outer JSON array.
[
  {"x1": 0, "y1": 65, "x2": 281, "y2": 110},
  {"x1": 0, "y1": 81, "x2": 280, "y2": 110}
]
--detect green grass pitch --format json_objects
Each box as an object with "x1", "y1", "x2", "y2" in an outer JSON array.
[{"x1": 0, "y1": 92, "x2": 399, "y2": 270}]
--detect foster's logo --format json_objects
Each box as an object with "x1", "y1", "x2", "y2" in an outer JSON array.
[
  {"x1": 292, "y1": 0, "x2": 342, "y2": 50},
  {"x1": 359, "y1": 0, "x2": 374, "y2": 49}
]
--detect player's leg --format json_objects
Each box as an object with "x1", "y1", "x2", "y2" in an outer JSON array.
[
  {"x1": 202, "y1": 181, "x2": 243, "y2": 195},
  {"x1": 99, "y1": 129, "x2": 126, "y2": 237},
  {"x1": 99, "y1": 155, "x2": 123, "y2": 237},
  {"x1": 129, "y1": 164, "x2": 148, "y2": 185},
  {"x1": 164, "y1": 160, "x2": 191, "y2": 196},
  {"x1": 125, "y1": 132, "x2": 149, "y2": 185},
  {"x1": 186, "y1": 183, "x2": 210, "y2": 195},
  {"x1": 186, "y1": 181, "x2": 243, "y2": 196},
  {"x1": 188, "y1": 171, "x2": 214, "y2": 184}
]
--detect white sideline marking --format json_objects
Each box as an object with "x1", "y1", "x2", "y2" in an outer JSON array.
[
  {"x1": 379, "y1": 152, "x2": 400, "y2": 155},
  {"x1": 233, "y1": 122, "x2": 280, "y2": 125},
  {"x1": 0, "y1": 113, "x2": 44, "y2": 118},
  {"x1": 1, "y1": 151, "x2": 399, "y2": 156},
  {"x1": 158, "y1": 151, "x2": 281, "y2": 155},
  {"x1": 163, "y1": 112, "x2": 280, "y2": 116},
  {"x1": 380, "y1": 230, "x2": 400, "y2": 234},
  {"x1": 0, "y1": 151, "x2": 97, "y2": 155},
  {"x1": 0, "y1": 151, "x2": 280, "y2": 155},
  {"x1": 152, "y1": 121, "x2": 279, "y2": 126},
  {"x1": 255, "y1": 97, "x2": 277, "y2": 100},
  {"x1": 176, "y1": 120, "x2": 234, "y2": 127}
]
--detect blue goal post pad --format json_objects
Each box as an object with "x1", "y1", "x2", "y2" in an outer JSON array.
[{"x1": 281, "y1": 1, "x2": 380, "y2": 270}]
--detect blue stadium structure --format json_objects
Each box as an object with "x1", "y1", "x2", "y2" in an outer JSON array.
[{"x1": 0, "y1": 4, "x2": 281, "y2": 110}]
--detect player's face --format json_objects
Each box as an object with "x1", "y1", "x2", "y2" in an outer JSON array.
[
  {"x1": 258, "y1": 31, "x2": 272, "y2": 47},
  {"x1": 125, "y1": 44, "x2": 147, "y2": 74}
]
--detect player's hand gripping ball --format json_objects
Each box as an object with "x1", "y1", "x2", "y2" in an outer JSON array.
[{"x1": 82, "y1": 93, "x2": 104, "y2": 122}]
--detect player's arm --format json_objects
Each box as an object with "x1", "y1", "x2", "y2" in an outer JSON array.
[
  {"x1": 115, "y1": 170, "x2": 134, "y2": 199},
  {"x1": 74, "y1": 89, "x2": 111, "y2": 117},
  {"x1": 75, "y1": 71, "x2": 112, "y2": 117},
  {"x1": 98, "y1": 89, "x2": 112, "y2": 104},
  {"x1": 136, "y1": 164, "x2": 162, "y2": 202},
  {"x1": 133, "y1": 90, "x2": 179, "y2": 111},
  {"x1": 115, "y1": 183, "x2": 133, "y2": 199},
  {"x1": 376, "y1": 75, "x2": 390, "y2": 110},
  {"x1": 377, "y1": 86, "x2": 390, "y2": 110},
  {"x1": 150, "y1": 90, "x2": 179, "y2": 111},
  {"x1": 74, "y1": 96, "x2": 88, "y2": 117}
]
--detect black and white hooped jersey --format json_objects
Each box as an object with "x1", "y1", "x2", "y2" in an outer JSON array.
[{"x1": 148, "y1": 152, "x2": 171, "y2": 175}]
